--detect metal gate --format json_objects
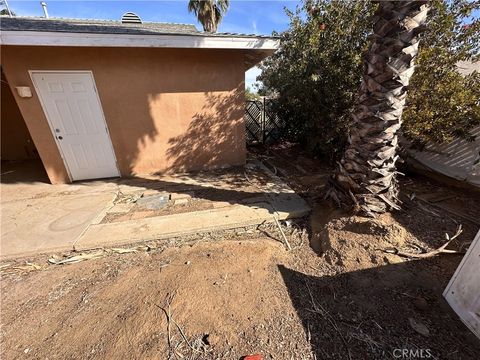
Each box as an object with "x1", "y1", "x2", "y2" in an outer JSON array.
[{"x1": 245, "y1": 98, "x2": 283, "y2": 144}]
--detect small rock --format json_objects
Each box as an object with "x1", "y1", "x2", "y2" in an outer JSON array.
[
  {"x1": 136, "y1": 193, "x2": 170, "y2": 210},
  {"x1": 409, "y1": 317, "x2": 430, "y2": 336},
  {"x1": 174, "y1": 198, "x2": 189, "y2": 205},
  {"x1": 185, "y1": 261, "x2": 191, "y2": 265}
]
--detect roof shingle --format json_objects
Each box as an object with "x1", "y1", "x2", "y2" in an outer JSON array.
[
  {"x1": 0, "y1": 16, "x2": 275, "y2": 39},
  {"x1": 0, "y1": 17, "x2": 199, "y2": 35}
]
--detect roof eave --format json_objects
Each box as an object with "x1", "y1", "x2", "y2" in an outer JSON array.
[
  {"x1": 0, "y1": 31, "x2": 280, "y2": 52},
  {"x1": 244, "y1": 48, "x2": 276, "y2": 70}
]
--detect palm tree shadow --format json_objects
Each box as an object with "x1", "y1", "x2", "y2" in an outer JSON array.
[
  {"x1": 164, "y1": 90, "x2": 245, "y2": 173},
  {"x1": 277, "y1": 260, "x2": 480, "y2": 359}
]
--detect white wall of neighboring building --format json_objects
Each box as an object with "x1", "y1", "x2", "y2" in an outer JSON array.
[{"x1": 407, "y1": 126, "x2": 480, "y2": 187}]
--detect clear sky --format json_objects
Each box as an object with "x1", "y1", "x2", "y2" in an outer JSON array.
[{"x1": 6, "y1": 0, "x2": 301, "y2": 89}]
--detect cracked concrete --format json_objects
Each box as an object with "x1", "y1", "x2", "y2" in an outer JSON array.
[{"x1": 1, "y1": 160, "x2": 310, "y2": 259}]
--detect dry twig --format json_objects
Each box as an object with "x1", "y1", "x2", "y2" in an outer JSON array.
[
  {"x1": 155, "y1": 294, "x2": 202, "y2": 359},
  {"x1": 244, "y1": 168, "x2": 292, "y2": 250},
  {"x1": 384, "y1": 225, "x2": 465, "y2": 258},
  {"x1": 306, "y1": 283, "x2": 352, "y2": 360}
]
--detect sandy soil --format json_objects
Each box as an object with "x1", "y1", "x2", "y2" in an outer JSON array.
[{"x1": 1, "y1": 146, "x2": 480, "y2": 360}]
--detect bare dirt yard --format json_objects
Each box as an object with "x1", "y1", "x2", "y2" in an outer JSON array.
[{"x1": 1, "y1": 145, "x2": 480, "y2": 359}]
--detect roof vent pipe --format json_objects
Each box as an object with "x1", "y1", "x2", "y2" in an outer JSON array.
[{"x1": 40, "y1": 2, "x2": 49, "y2": 18}]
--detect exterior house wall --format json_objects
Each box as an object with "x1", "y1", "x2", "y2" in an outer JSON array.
[
  {"x1": 1, "y1": 46, "x2": 246, "y2": 184},
  {"x1": 1, "y1": 71, "x2": 38, "y2": 160}
]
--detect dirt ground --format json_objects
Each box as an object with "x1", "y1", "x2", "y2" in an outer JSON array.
[{"x1": 1, "y1": 145, "x2": 480, "y2": 359}]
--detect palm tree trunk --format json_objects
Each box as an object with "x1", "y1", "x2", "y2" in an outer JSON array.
[
  {"x1": 201, "y1": 9, "x2": 217, "y2": 32},
  {"x1": 209, "y1": 9, "x2": 217, "y2": 33},
  {"x1": 329, "y1": 0, "x2": 430, "y2": 217}
]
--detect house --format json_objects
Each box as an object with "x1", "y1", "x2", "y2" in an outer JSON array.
[{"x1": 0, "y1": 16, "x2": 278, "y2": 184}]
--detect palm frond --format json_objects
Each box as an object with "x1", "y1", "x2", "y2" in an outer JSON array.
[{"x1": 188, "y1": 0, "x2": 230, "y2": 33}]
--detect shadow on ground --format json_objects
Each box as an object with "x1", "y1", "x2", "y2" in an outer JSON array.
[
  {"x1": 278, "y1": 257, "x2": 480, "y2": 360},
  {"x1": 0, "y1": 160, "x2": 49, "y2": 184}
]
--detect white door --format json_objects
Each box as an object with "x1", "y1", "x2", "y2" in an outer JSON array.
[
  {"x1": 31, "y1": 71, "x2": 119, "y2": 181},
  {"x1": 444, "y1": 230, "x2": 480, "y2": 339}
]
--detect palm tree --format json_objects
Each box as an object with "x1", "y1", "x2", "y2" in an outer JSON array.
[
  {"x1": 0, "y1": 0, "x2": 15, "y2": 16},
  {"x1": 328, "y1": 0, "x2": 430, "y2": 217},
  {"x1": 188, "y1": 0, "x2": 229, "y2": 33}
]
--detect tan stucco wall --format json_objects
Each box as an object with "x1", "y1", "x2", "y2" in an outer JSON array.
[
  {"x1": 1, "y1": 71, "x2": 38, "y2": 160},
  {"x1": 1, "y1": 46, "x2": 246, "y2": 184}
]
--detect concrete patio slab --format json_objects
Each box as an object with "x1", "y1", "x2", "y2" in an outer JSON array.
[
  {"x1": 1, "y1": 160, "x2": 310, "y2": 259},
  {"x1": 1, "y1": 192, "x2": 115, "y2": 259},
  {"x1": 75, "y1": 194, "x2": 310, "y2": 250}
]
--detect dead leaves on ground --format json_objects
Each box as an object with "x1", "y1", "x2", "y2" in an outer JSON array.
[{"x1": 0, "y1": 244, "x2": 156, "y2": 274}]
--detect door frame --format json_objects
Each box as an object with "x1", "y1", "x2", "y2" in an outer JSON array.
[{"x1": 29, "y1": 70, "x2": 120, "y2": 181}]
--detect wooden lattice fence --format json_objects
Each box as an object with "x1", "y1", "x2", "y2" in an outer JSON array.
[{"x1": 245, "y1": 99, "x2": 283, "y2": 144}]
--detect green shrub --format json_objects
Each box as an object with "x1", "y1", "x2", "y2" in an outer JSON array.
[
  {"x1": 258, "y1": 0, "x2": 375, "y2": 160},
  {"x1": 402, "y1": 0, "x2": 480, "y2": 146},
  {"x1": 259, "y1": 0, "x2": 480, "y2": 158},
  {"x1": 245, "y1": 87, "x2": 261, "y2": 101}
]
